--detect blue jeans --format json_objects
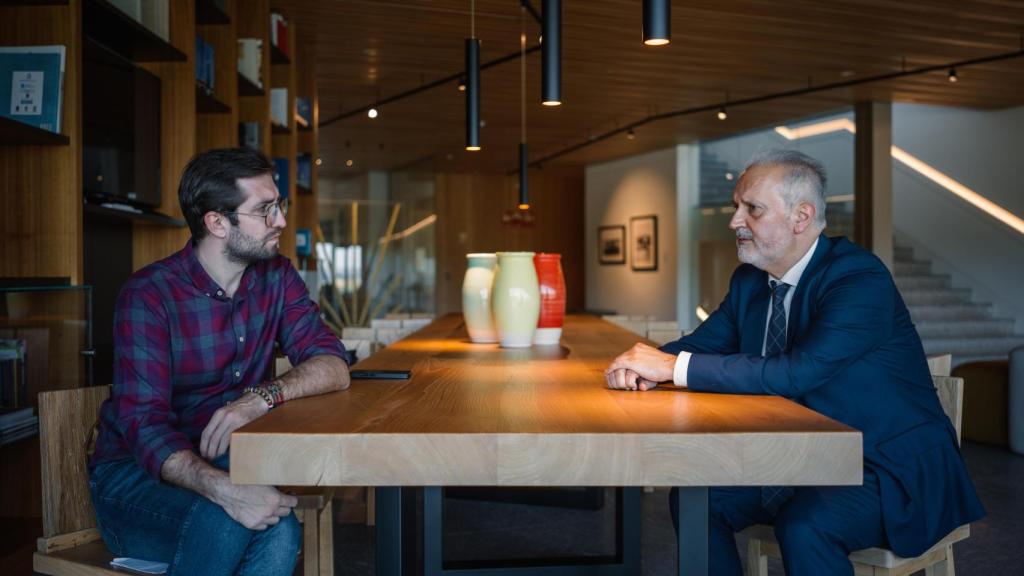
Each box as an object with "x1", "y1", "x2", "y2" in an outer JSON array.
[
  {"x1": 89, "y1": 453, "x2": 301, "y2": 576},
  {"x1": 670, "y1": 470, "x2": 887, "y2": 576}
]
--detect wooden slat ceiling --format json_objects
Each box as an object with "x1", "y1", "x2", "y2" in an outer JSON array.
[{"x1": 277, "y1": 0, "x2": 1024, "y2": 177}]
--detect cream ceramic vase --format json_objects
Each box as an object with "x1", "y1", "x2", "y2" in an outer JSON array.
[
  {"x1": 491, "y1": 251, "x2": 540, "y2": 348},
  {"x1": 462, "y1": 253, "x2": 498, "y2": 343}
]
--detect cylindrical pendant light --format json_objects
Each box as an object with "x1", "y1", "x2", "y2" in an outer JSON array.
[
  {"x1": 519, "y1": 7, "x2": 530, "y2": 210},
  {"x1": 541, "y1": 0, "x2": 561, "y2": 106},
  {"x1": 465, "y1": 39, "x2": 481, "y2": 150},
  {"x1": 518, "y1": 143, "x2": 529, "y2": 209},
  {"x1": 643, "y1": 0, "x2": 670, "y2": 46},
  {"x1": 465, "y1": 1, "x2": 481, "y2": 151}
]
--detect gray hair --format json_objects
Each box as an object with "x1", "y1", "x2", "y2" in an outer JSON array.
[{"x1": 745, "y1": 149, "x2": 827, "y2": 228}]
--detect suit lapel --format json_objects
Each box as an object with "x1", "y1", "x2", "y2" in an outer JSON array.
[
  {"x1": 787, "y1": 235, "x2": 833, "y2": 343},
  {"x1": 741, "y1": 278, "x2": 770, "y2": 354}
]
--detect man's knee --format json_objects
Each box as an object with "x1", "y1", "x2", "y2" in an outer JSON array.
[{"x1": 266, "y1": 512, "x2": 301, "y2": 553}]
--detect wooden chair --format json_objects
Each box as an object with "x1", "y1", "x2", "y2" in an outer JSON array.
[
  {"x1": 928, "y1": 354, "x2": 953, "y2": 377},
  {"x1": 741, "y1": 375, "x2": 969, "y2": 576},
  {"x1": 32, "y1": 386, "x2": 334, "y2": 576}
]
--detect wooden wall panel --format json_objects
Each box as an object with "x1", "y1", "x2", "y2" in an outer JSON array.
[
  {"x1": 0, "y1": 1, "x2": 83, "y2": 283},
  {"x1": 435, "y1": 167, "x2": 584, "y2": 315},
  {"x1": 133, "y1": 0, "x2": 196, "y2": 270}
]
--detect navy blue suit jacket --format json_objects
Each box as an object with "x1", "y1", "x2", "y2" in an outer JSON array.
[{"x1": 660, "y1": 235, "x2": 985, "y2": 557}]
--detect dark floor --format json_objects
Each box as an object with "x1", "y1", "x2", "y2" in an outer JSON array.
[{"x1": 333, "y1": 441, "x2": 1024, "y2": 575}]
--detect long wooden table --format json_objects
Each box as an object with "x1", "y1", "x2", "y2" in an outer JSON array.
[{"x1": 231, "y1": 314, "x2": 862, "y2": 575}]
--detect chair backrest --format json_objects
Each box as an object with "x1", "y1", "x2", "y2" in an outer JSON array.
[
  {"x1": 932, "y1": 375, "x2": 964, "y2": 444},
  {"x1": 37, "y1": 386, "x2": 110, "y2": 538},
  {"x1": 927, "y1": 354, "x2": 952, "y2": 377}
]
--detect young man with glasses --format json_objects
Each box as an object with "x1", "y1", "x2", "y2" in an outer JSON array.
[{"x1": 88, "y1": 148, "x2": 350, "y2": 575}]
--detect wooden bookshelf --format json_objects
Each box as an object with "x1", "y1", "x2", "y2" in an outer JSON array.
[
  {"x1": 294, "y1": 36, "x2": 319, "y2": 271},
  {"x1": 195, "y1": 0, "x2": 229, "y2": 25},
  {"x1": 0, "y1": 0, "x2": 83, "y2": 283},
  {"x1": 270, "y1": 15, "x2": 297, "y2": 261},
  {"x1": 0, "y1": 1, "x2": 321, "y2": 568},
  {"x1": 0, "y1": 116, "x2": 70, "y2": 145},
  {"x1": 237, "y1": 0, "x2": 271, "y2": 157},
  {"x1": 82, "y1": 0, "x2": 186, "y2": 62},
  {"x1": 196, "y1": 0, "x2": 238, "y2": 151}
]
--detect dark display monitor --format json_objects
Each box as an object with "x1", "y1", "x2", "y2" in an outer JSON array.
[{"x1": 82, "y1": 38, "x2": 161, "y2": 209}]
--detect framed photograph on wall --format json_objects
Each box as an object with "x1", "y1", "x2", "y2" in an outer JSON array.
[
  {"x1": 597, "y1": 225, "x2": 626, "y2": 265},
  {"x1": 630, "y1": 215, "x2": 658, "y2": 271}
]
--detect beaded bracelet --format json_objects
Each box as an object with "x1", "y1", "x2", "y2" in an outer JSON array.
[{"x1": 243, "y1": 385, "x2": 275, "y2": 410}]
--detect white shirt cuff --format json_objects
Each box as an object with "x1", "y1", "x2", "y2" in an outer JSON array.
[{"x1": 673, "y1": 352, "x2": 691, "y2": 388}]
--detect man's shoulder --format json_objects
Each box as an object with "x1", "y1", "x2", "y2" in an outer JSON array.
[
  {"x1": 818, "y1": 236, "x2": 888, "y2": 274},
  {"x1": 118, "y1": 247, "x2": 189, "y2": 302}
]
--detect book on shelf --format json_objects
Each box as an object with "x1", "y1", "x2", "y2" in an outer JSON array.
[
  {"x1": 0, "y1": 339, "x2": 27, "y2": 408},
  {"x1": 194, "y1": 37, "x2": 215, "y2": 93},
  {"x1": 270, "y1": 12, "x2": 289, "y2": 57},
  {"x1": 237, "y1": 38, "x2": 263, "y2": 89},
  {"x1": 295, "y1": 97, "x2": 311, "y2": 128},
  {"x1": 270, "y1": 88, "x2": 288, "y2": 128},
  {"x1": 107, "y1": 0, "x2": 142, "y2": 23},
  {"x1": 0, "y1": 45, "x2": 66, "y2": 134},
  {"x1": 141, "y1": 0, "x2": 170, "y2": 43},
  {"x1": 296, "y1": 153, "x2": 312, "y2": 189},
  {"x1": 272, "y1": 157, "x2": 289, "y2": 199},
  {"x1": 238, "y1": 122, "x2": 262, "y2": 151},
  {"x1": 0, "y1": 408, "x2": 38, "y2": 446}
]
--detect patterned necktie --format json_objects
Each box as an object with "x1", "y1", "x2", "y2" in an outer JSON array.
[
  {"x1": 761, "y1": 280, "x2": 794, "y2": 514},
  {"x1": 764, "y1": 280, "x2": 790, "y2": 357}
]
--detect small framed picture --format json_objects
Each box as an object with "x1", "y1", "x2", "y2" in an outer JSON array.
[
  {"x1": 630, "y1": 215, "x2": 658, "y2": 272},
  {"x1": 597, "y1": 225, "x2": 626, "y2": 265}
]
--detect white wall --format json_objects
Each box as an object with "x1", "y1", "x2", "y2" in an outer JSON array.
[
  {"x1": 892, "y1": 104, "x2": 1024, "y2": 329},
  {"x1": 585, "y1": 147, "x2": 678, "y2": 321}
]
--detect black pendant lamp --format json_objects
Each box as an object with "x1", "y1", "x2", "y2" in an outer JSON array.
[
  {"x1": 518, "y1": 7, "x2": 530, "y2": 209},
  {"x1": 519, "y1": 143, "x2": 529, "y2": 209},
  {"x1": 465, "y1": 1, "x2": 481, "y2": 150},
  {"x1": 643, "y1": 0, "x2": 670, "y2": 46},
  {"x1": 541, "y1": 0, "x2": 561, "y2": 106}
]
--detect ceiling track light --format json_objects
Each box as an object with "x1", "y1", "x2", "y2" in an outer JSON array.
[
  {"x1": 717, "y1": 107, "x2": 728, "y2": 120},
  {"x1": 948, "y1": 67, "x2": 958, "y2": 82},
  {"x1": 465, "y1": 1, "x2": 481, "y2": 151},
  {"x1": 642, "y1": 0, "x2": 670, "y2": 46},
  {"x1": 457, "y1": 76, "x2": 466, "y2": 91},
  {"x1": 626, "y1": 128, "x2": 636, "y2": 140},
  {"x1": 541, "y1": 0, "x2": 561, "y2": 106}
]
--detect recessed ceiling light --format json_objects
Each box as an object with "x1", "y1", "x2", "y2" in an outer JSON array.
[
  {"x1": 346, "y1": 159, "x2": 354, "y2": 167},
  {"x1": 367, "y1": 108, "x2": 379, "y2": 119}
]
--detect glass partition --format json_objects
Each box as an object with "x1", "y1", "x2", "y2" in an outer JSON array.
[
  {"x1": 0, "y1": 284, "x2": 93, "y2": 417},
  {"x1": 316, "y1": 164, "x2": 437, "y2": 330}
]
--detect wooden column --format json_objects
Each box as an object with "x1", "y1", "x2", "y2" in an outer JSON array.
[{"x1": 854, "y1": 101, "x2": 893, "y2": 270}]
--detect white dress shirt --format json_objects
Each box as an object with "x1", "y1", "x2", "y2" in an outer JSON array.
[{"x1": 672, "y1": 238, "x2": 819, "y2": 387}]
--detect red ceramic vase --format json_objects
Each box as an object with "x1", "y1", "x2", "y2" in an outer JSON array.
[{"x1": 533, "y1": 253, "x2": 566, "y2": 345}]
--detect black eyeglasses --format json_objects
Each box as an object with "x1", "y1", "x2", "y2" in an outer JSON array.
[{"x1": 223, "y1": 197, "x2": 289, "y2": 227}]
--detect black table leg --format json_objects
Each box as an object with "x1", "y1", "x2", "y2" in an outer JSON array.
[
  {"x1": 676, "y1": 487, "x2": 709, "y2": 576},
  {"x1": 376, "y1": 486, "x2": 405, "y2": 576}
]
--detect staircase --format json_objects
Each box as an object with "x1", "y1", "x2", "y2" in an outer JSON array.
[{"x1": 893, "y1": 243, "x2": 1024, "y2": 367}]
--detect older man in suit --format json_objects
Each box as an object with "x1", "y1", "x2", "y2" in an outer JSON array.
[{"x1": 605, "y1": 150, "x2": 985, "y2": 575}]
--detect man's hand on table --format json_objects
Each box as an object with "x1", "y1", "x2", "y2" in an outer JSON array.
[
  {"x1": 605, "y1": 342, "x2": 676, "y2": 391},
  {"x1": 199, "y1": 392, "x2": 268, "y2": 460}
]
